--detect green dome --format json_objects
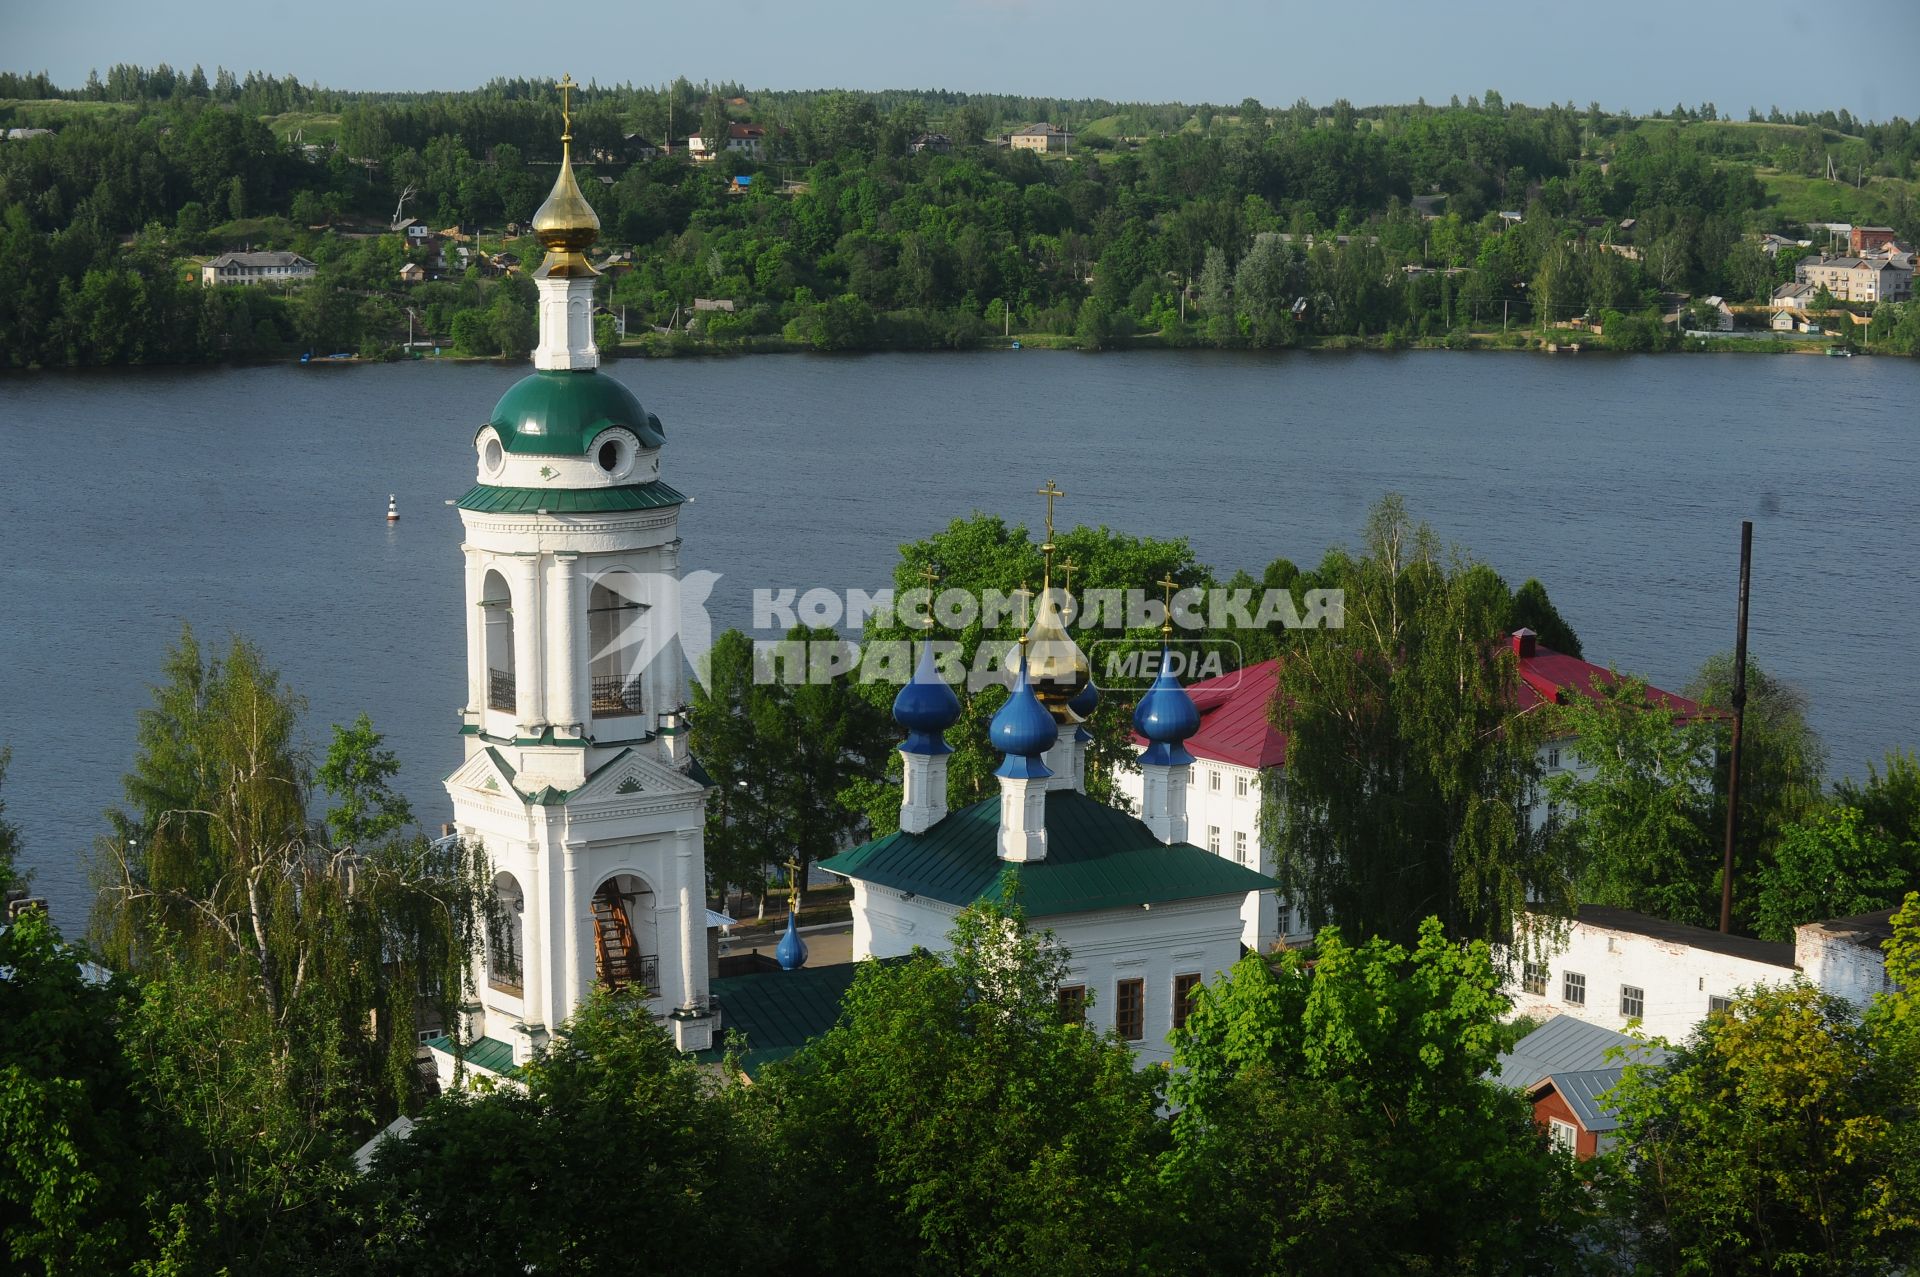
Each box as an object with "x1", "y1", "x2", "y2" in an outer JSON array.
[{"x1": 484, "y1": 369, "x2": 666, "y2": 457}]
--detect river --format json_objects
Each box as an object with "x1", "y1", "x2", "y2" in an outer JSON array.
[{"x1": 3, "y1": 349, "x2": 1916, "y2": 932}]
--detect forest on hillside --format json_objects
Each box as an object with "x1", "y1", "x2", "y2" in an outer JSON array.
[{"x1": 3, "y1": 67, "x2": 1919, "y2": 366}]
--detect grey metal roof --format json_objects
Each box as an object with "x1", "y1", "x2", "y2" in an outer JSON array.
[
  {"x1": 1540, "y1": 1067, "x2": 1632, "y2": 1132},
  {"x1": 1801, "y1": 907, "x2": 1897, "y2": 945},
  {"x1": 1494, "y1": 1014, "x2": 1668, "y2": 1089}
]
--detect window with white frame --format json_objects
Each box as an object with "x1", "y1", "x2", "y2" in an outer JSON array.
[
  {"x1": 1546, "y1": 748, "x2": 1560, "y2": 769},
  {"x1": 1208, "y1": 768, "x2": 1221, "y2": 792},
  {"x1": 1708, "y1": 994, "x2": 1733, "y2": 1015},
  {"x1": 1523, "y1": 962, "x2": 1548, "y2": 996},
  {"x1": 1563, "y1": 971, "x2": 1587, "y2": 1006},
  {"x1": 1548, "y1": 1117, "x2": 1578, "y2": 1156},
  {"x1": 1620, "y1": 985, "x2": 1645, "y2": 1019},
  {"x1": 1207, "y1": 825, "x2": 1220, "y2": 854},
  {"x1": 1233, "y1": 831, "x2": 1248, "y2": 864},
  {"x1": 1235, "y1": 773, "x2": 1250, "y2": 798}
]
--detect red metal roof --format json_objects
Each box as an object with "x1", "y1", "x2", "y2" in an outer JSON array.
[{"x1": 1134, "y1": 638, "x2": 1701, "y2": 770}]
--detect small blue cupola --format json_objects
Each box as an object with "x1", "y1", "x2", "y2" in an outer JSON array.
[
  {"x1": 1133, "y1": 653, "x2": 1199, "y2": 767},
  {"x1": 775, "y1": 908, "x2": 809, "y2": 970},
  {"x1": 893, "y1": 642, "x2": 961, "y2": 755},
  {"x1": 1068, "y1": 677, "x2": 1100, "y2": 743},
  {"x1": 991, "y1": 643, "x2": 1058, "y2": 779}
]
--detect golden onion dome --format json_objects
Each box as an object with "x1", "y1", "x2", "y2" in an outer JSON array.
[
  {"x1": 1024, "y1": 584, "x2": 1091, "y2": 724},
  {"x1": 532, "y1": 75, "x2": 600, "y2": 278}
]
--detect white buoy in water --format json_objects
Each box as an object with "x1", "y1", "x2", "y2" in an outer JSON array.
[{"x1": 387, "y1": 494, "x2": 399, "y2": 523}]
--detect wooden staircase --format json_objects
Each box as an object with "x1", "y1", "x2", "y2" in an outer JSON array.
[{"x1": 591, "y1": 887, "x2": 645, "y2": 991}]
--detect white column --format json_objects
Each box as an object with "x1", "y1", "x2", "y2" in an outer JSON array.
[
  {"x1": 520, "y1": 845, "x2": 547, "y2": 1033},
  {"x1": 533, "y1": 275, "x2": 599, "y2": 370},
  {"x1": 997, "y1": 775, "x2": 1048, "y2": 863},
  {"x1": 550, "y1": 555, "x2": 582, "y2": 735},
  {"x1": 561, "y1": 839, "x2": 583, "y2": 1023},
  {"x1": 899, "y1": 749, "x2": 949, "y2": 834},
  {"x1": 463, "y1": 551, "x2": 486, "y2": 718},
  {"x1": 511, "y1": 555, "x2": 545, "y2": 728},
  {"x1": 676, "y1": 833, "x2": 701, "y2": 1010}
]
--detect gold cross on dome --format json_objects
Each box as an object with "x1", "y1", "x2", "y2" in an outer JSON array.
[
  {"x1": 917, "y1": 563, "x2": 940, "y2": 631},
  {"x1": 1156, "y1": 573, "x2": 1180, "y2": 639},
  {"x1": 557, "y1": 73, "x2": 578, "y2": 139},
  {"x1": 1036, "y1": 478, "x2": 1065, "y2": 544},
  {"x1": 784, "y1": 855, "x2": 803, "y2": 913}
]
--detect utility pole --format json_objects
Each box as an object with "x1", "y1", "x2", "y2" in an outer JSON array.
[{"x1": 1719, "y1": 520, "x2": 1754, "y2": 934}]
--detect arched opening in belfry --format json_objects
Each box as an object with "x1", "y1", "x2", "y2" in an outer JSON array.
[
  {"x1": 588, "y1": 570, "x2": 646, "y2": 719},
  {"x1": 487, "y1": 871, "x2": 524, "y2": 995},
  {"x1": 482, "y1": 568, "x2": 516, "y2": 713},
  {"x1": 590, "y1": 872, "x2": 658, "y2": 993}
]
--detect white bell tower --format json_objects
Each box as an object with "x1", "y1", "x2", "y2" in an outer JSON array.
[{"x1": 441, "y1": 77, "x2": 715, "y2": 1069}]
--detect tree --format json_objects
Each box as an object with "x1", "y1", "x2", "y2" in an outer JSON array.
[
  {"x1": 90, "y1": 628, "x2": 493, "y2": 1265},
  {"x1": 1507, "y1": 578, "x2": 1581, "y2": 656},
  {"x1": 1273, "y1": 496, "x2": 1570, "y2": 945},
  {"x1": 316, "y1": 711, "x2": 412, "y2": 849},
  {"x1": 1751, "y1": 805, "x2": 1908, "y2": 941},
  {"x1": 758, "y1": 901, "x2": 1162, "y2": 1274},
  {"x1": 690, "y1": 627, "x2": 891, "y2": 911},
  {"x1": 1834, "y1": 749, "x2": 1920, "y2": 882},
  {"x1": 1603, "y1": 977, "x2": 1918, "y2": 1272},
  {"x1": 1165, "y1": 920, "x2": 1588, "y2": 1272},
  {"x1": 359, "y1": 988, "x2": 756, "y2": 1275},
  {"x1": 0, "y1": 747, "x2": 21, "y2": 895},
  {"x1": 1545, "y1": 675, "x2": 1722, "y2": 925},
  {"x1": 1687, "y1": 653, "x2": 1826, "y2": 928}
]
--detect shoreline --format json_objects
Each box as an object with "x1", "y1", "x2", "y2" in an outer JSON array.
[{"x1": 0, "y1": 332, "x2": 1883, "y2": 373}]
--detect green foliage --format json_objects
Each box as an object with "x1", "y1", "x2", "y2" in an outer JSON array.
[
  {"x1": 1603, "y1": 977, "x2": 1919, "y2": 1271},
  {"x1": 1273, "y1": 495, "x2": 1570, "y2": 945},
  {"x1": 316, "y1": 711, "x2": 412, "y2": 849},
  {"x1": 1751, "y1": 805, "x2": 1909, "y2": 941},
  {"x1": 689, "y1": 626, "x2": 893, "y2": 903},
  {"x1": 758, "y1": 900, "x2": 1163, "y2": 1274},
  {"x1": 1508, "y1": 577, "x2": 1582, "y2": 656},
  {"x1": 0, "y1": 746, "x2": 21, "y2": 895},
  {"x1": 359, "y1": 988, "x2": 756, "y2": 1274},
  {"x1": 1165, "y1": 920, "x2": 1587, "y2": 1272},
  {"x1": 1835, "y1": 748, "x2": 1920, "y2": 880},
  {"x1": 1546, "y1": 674, "x2": 1723, "y2": 925},
  {"x1": 0, "y1": 911, "x2": 164, "y2": 1276}
]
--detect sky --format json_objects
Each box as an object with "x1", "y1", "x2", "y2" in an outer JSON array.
[{"x1": 5, "y1": 0, "x2": 1919, "y2": 121}]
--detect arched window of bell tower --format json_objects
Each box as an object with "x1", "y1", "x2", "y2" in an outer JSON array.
[
  {"x1": 487, "y1": 871, "x2": 524, "y2": 996},
  {"x1": 588, "y1": 570, "x2": 646, "y2": 720},
  {"x1": 481, "y1": 569, "x2": 516, "y2": 714},
  {"x1": 590, "y1": 872, "x2": 659, "y2": 993}
]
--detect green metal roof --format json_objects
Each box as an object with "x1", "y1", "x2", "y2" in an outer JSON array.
[
  {"x1": 694, "y1": 960, "x2": 903, "y2": 1075},
  {"x1": 456, "y1": 480, "x2": 687, "y2": 515},
  {"x1": 424, "y1": 1034, "x2": 521, "y2": 1078},
  {"x1": 819, "y1": 790, "x2": 1275, "y2": 916},
  {"x1": 485, "y1": 369, "x2": 665, "y2": 456}
]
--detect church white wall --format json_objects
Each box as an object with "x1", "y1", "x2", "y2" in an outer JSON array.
[
  {"x1": 1504, "y1": 919, "x2": 1797, "y2": 1040},
  {"x1": 849, "y1": 882, "x2": 1247, "y2": 1066},
  {"x1": 1116, "y1": 755, "x2": 1296, "y2": 951}
]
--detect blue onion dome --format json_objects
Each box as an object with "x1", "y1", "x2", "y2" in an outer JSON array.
[
  {"x1": 1068, "y1": 677, "x2": 1100, "y2": 744},
  {"x1": 775, "y1": 910, "x2": 808, "y2": 970},
  {"x1": 991, "y1": 646, "x2": 1059, "y2": 779},
  {"x1": 893, "y1": 643, "x2": 961, "y2": 755},
  {"x1": 1133, "y1": 653, "x2": 1199, "y2": 766}
]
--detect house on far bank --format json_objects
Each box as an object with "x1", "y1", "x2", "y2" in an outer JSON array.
[
  {"x1": 689, "y1": 122, "x2": 769, "y2": 162},
  {"x1": 398, "y1": 261, "x2": 426, "y2": 284},
  {"x1": 1507, "y1": 905, "x2": 1797, "y2": 1040},
  {"x1": 1760, "y1": 231, "x2": 1813, "y2": 257},
  {"x1": 200, "y1": 251, "x2": 317, "y2": 287},
  {"x1": 1692, "y1": 295, "x2": 1735, "y2": 331},
  {"x1": 908, "y1": 131, "x2": 953, "y2": 155},
  {"x1": 1496, "y1": 1015, "x2": 1670, "y2": 1160},
  {"x1": 1772, "y1": 280, "x2": 1814, "y2": 311},
  {"x1": 1771, "y1": 308, "x2": 1822, "y2": 334},
  {"x1": 1796, "y1": 907, "x2": 1902, "y2": 1010},
  {"x1": 1011, "y1": 123, "x2": 1073, "y2": 152}
]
